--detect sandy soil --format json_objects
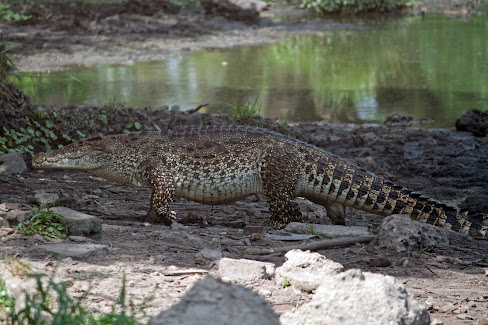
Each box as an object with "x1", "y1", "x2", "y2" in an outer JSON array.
[{"x1": 1, "y1": 1, "x2": 488, "y2": 324}]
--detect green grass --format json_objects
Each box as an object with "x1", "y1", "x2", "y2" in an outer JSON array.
[
  {"x1": 419, "y1": 244, "x2": 430, "y2": 254},
  {"x1": 4, "y1": 270, "x2": 151, "y2": 325},
  {"x1": 231, "y1": 97, "x2": 262, "y2": 124},
  {"x1": 0, "y1": 278, "x2": 15, "y2": 316},
  {"x1": 16, "y1": 205, "x2": 67, "y2": 239},
  {"x1": 308, "y1": 224, "x2": 323, "y2": 239},
  {"x1": 281, "y1": 277, "x2": 291, "y2": 288}
]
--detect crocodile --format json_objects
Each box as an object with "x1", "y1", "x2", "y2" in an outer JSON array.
[{"x1": 32, "y1": 125, "x2": 488, "y2": 239}]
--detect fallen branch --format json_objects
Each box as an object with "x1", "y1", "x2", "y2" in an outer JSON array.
[
  {"x1": 186, "y1": 103, "x2": 209, "y2": 114},
  {"x1": 244, "y1": 236, "x2": 375, "y2": 255}
]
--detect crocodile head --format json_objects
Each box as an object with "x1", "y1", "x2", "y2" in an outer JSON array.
[{"x1": 33, "y1": 135, "x2": 110, "y2": 170}]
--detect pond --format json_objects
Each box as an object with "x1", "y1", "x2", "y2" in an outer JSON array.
[{"x1": 13, "y1": 11, "x2": 488, "y2": 129}]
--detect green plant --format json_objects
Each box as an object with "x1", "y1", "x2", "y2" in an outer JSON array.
[
  {"x1": 0, "y1": 3, "x2": 31, "y2": 22},
  {"x1": 231, "y1": 97, "x2": 262, "y2": 124},
  {"x1": 16, "y1": 205, "x2": 67, "y2": 239},
  {"x1": 368, "y1": 223, "x2": 375, "y2": 234},
  {"x1": 281, "y1": 277, "x2": 291, "y2": 288},
  {"x1": 123, "y1": 121, "x2": 142, "y2": 134},
  {"x1": 281, "y1": 111, "x2": 290, "y2": 126},
  {"x1": 103, "y1": 97, "x2": 126, "y2": 111},
  {"x1": 0, "y1": 278, "x2": 15, "y2": 316},
  {"x1": 9, "y1": 272, "x2": 150, "y2": 325},
  {"x1": 308, "y1": 224, "x2": 323, "y2": 239},
  {"x1": 300, "y1": 0, "x2": 419, "y2": 14},
  {"x1": 0, "y1": 107, "x2": 76, "y2": 155},
  {"x1": 419, "y1": 244, "x2": 430, "y2": 254}
]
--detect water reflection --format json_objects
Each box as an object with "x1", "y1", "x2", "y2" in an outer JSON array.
[{"x1": 13, "y1": 12, "x2": 488, "y2": 128}]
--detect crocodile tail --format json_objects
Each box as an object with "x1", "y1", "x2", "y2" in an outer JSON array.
[
  {"x1": 301, "y1": 149, "x2": 488, "y2": 239},
  {"x1": 344, "y1": 168, "x2": 488, "y2": 239}
]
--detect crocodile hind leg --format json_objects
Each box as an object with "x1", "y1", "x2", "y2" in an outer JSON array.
[
  {"x1": 138, "y1": 161, "x2": 176, "y2": 225},
  {"x1": 261, "y1": 150, "x2": 302, "y2": 229},
  {"x1": 265, "y1": 193, "x2": 303, "y2": 229},
  {"x1": 307, "y1": 197, "x2": 346, "y2": 225},
  {"x1": 324, "y1": 201, "x2": 346, "y2": 225}
]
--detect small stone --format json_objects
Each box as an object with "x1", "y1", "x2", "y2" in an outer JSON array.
[
  {"x1": 425, "y1": 296, "x2": 435, "y2": 310},
  {"x1": 250, "y1": 233, "x2": 262, "y2": 241},
  {"x1": 196, "y1": 247, "x2": 222, "y2": 261},
  {"x1": 368, "y1": 257, "x2": 392, "y2": 267},
  {"x1": 243, "y1": 226, "x2": 263, "y2": 235},
  {"x1": 258, "y1": 289, "x2": 272, "y2": 297},
  {"x1": 160, "y1": 231, "x2": 203, "y2": 248},
  {"x1": 0, "y1": 227, "x2": 14, "y2": 236},
  {"x1": 5, "y1": 209, "x2": 33, "y2": 225},
  {"x1": 442, "y1": 303, "x2": 456, "y2": 313},
  {"x1": 195, "y1": 257, "x2": 206, "y2": 265},
  {"x1": 32, "y1": 234, "x2": 45, "y2": 241},
  {"x1": 451, "y1": 258, "x2": 463, "y2": 265},
  {"x1": 0, "y1": 203, "x2": 22, "y2": 211},
  {"x1": 0, "y1": 153, "x2": 27, "y2": 175},
  {"x1": 62, "y1": 257, "x2": 74, "y2": 264},
  {"x1": 460, "y1": 304, "x2": 469, "y2": 313},
  {"x1": 68, "y1": 235, "x2": 94, "y2": 243},
  {"x1": 399, "y1": 257, "x2": 409, "y2": 268},
  {"x1": 170, "y1": 222, "x2": 186, "y2": 230},
  {"x1": 34, "y1": 191, "x2": 59, "y2": 206}
]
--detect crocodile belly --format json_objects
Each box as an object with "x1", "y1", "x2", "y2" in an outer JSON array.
[{"x1": 173, "y1": 168, "x2": 263, "y2": 205}]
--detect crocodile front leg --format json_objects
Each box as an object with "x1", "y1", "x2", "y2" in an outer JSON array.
[{"x1": 138, "y1": 160, "x2": 175, "y2": 225}]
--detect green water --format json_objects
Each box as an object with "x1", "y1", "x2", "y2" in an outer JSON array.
[{"x1": 13, "y1": 13, "x2": 488, "y2": 128}]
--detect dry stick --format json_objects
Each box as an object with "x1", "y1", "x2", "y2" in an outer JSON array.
[
  {"x1": 245, "y1": 236, "x2": 375, "y2": 255},
  {"x1": 186, "y1": 103, "x2": 209, "y2": 114}
]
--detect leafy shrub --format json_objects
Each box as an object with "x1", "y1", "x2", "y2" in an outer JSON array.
[
  {"x1": 16, "y1": 205, "x2": 67, "y2": 239},
  {"x1": 0, "y1": 108, "x2": 72, "y2": 155},
  {"x1": 300, "y1": 0, "x2": 418, "y2": 14}
]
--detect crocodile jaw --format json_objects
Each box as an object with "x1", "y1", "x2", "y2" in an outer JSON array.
[{"x1": 32, "y1": 143, "x2": 106, "y2": 170}]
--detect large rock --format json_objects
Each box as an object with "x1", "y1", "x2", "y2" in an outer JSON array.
[
  {"x1": 280, "y1": 269, "x2": 430, "y2": 325},
  {"x1": 0, "y1": 153, "x2": 27, "y2": 175},
  {"x1": 455, "y1": 109, "x2": 488, "y2": 137},
  {"x1": 52, "y1": 207, "x2": 102, "y2": 236},
  {"x1": 219, "y1": 258, "x2": 275, "y2": 281},
  {"x1": 275, "y1": 249, "x2": 344, "y2": 292},
  {"x1": 34, "y1": 243, "x2": 109, "y2": 259},
  {"x1": 377, "y1": 214, "x2": 451, "y2": 252},
  {"x1": 285, "y1": 222, "x2": 370, "y2": 238},
  {"x1": 152, "y1": 275, "x2": 280, "y2": 325}
]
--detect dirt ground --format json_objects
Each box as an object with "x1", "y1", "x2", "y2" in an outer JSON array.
[
  {"x1": 1, "y1": 1, "x2": 488, "y2": 324},
  {"x1": 1, "y1": 118, "x2": 488, "y2": 324}
]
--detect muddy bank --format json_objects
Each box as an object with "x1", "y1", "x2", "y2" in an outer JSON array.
[
  {"x1": 3, "y1": 0, "x2": 487, "y2": 73},
  {"x1": 1, "y1": 0, "x2": 357, "y2": 73}
]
